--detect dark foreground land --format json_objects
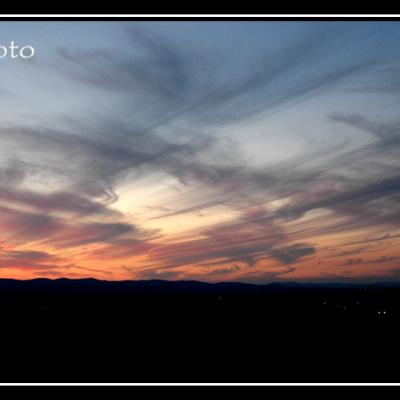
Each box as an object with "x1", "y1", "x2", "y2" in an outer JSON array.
[{"x1": 0, "y1": 278, "x2": 399, "y2": 383}]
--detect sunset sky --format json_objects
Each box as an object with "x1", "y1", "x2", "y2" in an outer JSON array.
[{"x1": 0, "y1": 21, "x2": 399, "y2": 283}]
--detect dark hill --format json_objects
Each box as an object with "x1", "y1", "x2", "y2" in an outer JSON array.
[{"x1": 0, "y1": 277, "x2": 398, "y2": 383}]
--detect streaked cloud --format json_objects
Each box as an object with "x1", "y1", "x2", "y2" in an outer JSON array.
[{"x1": 0, "y1": 21, "x2": 399, "y2": 282}]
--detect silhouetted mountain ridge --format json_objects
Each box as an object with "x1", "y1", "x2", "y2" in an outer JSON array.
[{"x1": 0, "y1": 277, "x2": 399, "y2": 296}]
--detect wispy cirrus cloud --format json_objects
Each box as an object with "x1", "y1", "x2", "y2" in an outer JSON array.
[{"x1": 0, "y1": 22, "x2": 399, "y2": 281}]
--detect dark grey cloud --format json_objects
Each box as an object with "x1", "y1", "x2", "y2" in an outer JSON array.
[
  {"x1": 208, "y1": 265, "x2": 241, "y2": 276},
  {"x1": 0, "y1": 247, "x2": 61, "y2": 271},
  {"x1": 344, "y1": 258, "x2": 363, "y2": 266},
  {"x1": 238, "y1": 266, "x2": 297, "y2": 284},
  {"x1": 270, "y1": 244, "x2": 316, "y2": 265},
  {"x1": 341, "y1": 255, "x2": 400, "y2": 267},
  {"x1": 330, "y1": 112, "x2": 400, "y2": 142},
  {"x1": 57, "y1": 28, "x2": 200, "y2": 103},
  {"x1": 277, "y1": 175, "x2": 400, "y2": 222},
  {"x1": 0, "y1": 186, "x2": 116, "y2": 216},
  {"x1": 0, "y1": 249, "x2": 57, "y2": 262},
  {"x1": 48, "y1": 222, "x2": 136, "y2": 248},
  {"x1": 0, "y1": 161, "x2": 26, "y2": 186},
  {"x1": 341, "y1": 233, "x2": 400, "y2": 247},
  {"x1": 0, "y1": 200, "x2": 148, "y2": 251},
  {"x1": 0, "y1": 204, "x2": 63, "y2": 243},
  {"x1": 351, "y1": 64, "x2": 400, "y2": 95},
  {"x1": 0, "y1": 248, "x2": 113, "y2": 276},
  {"x1": 57, "y1": 26, "x2": 379, "y2": 127},
  {"x1": 0, "y1": 119, "x2": 219, "y2": 206}
]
